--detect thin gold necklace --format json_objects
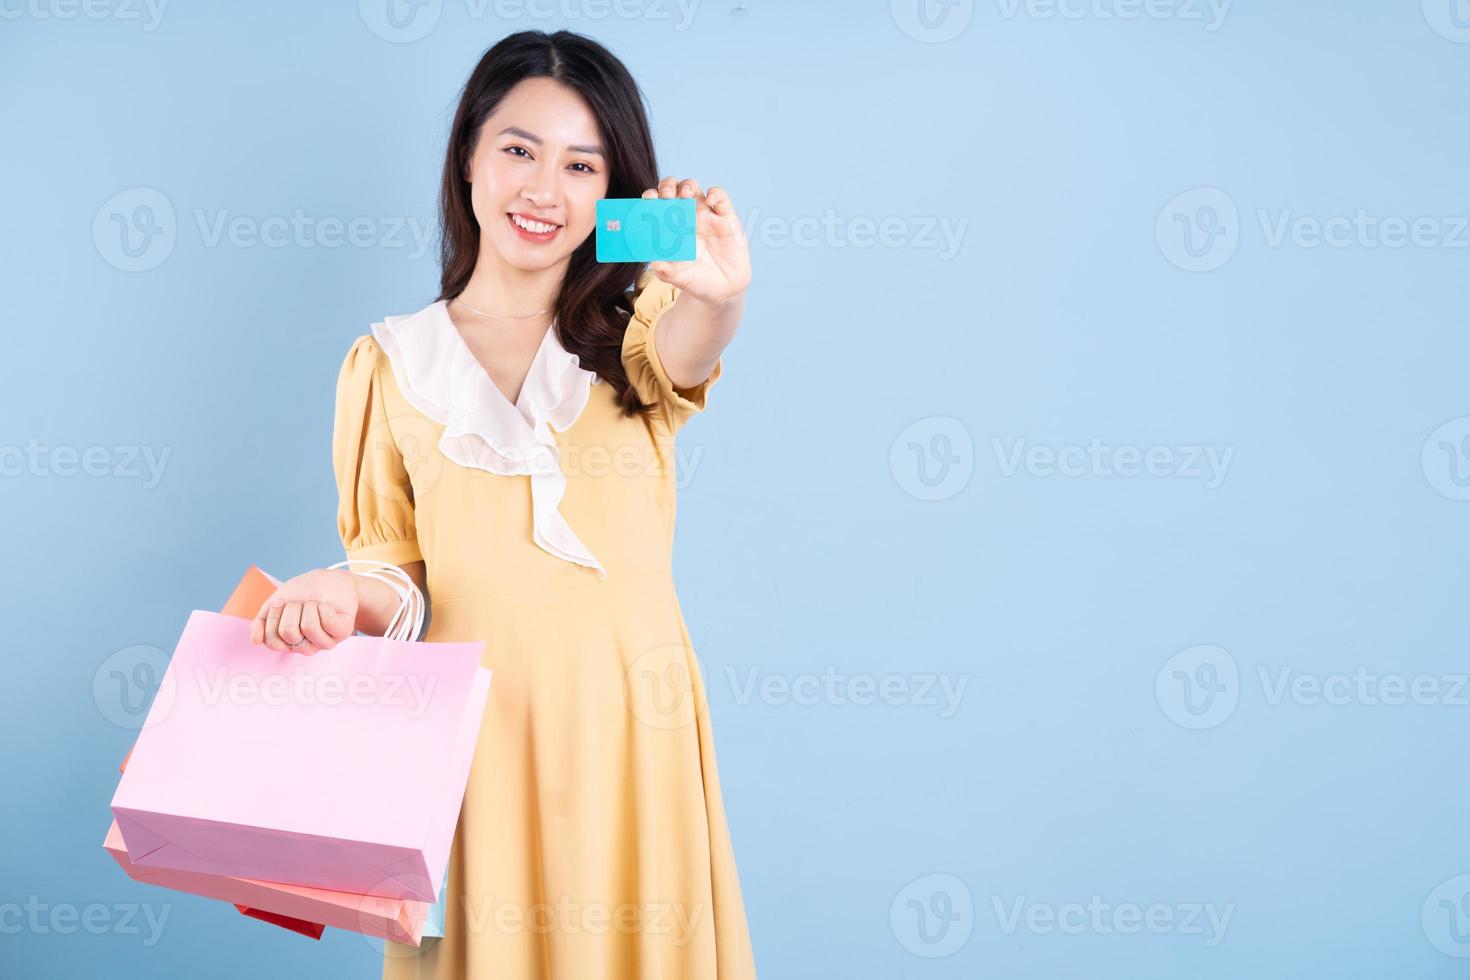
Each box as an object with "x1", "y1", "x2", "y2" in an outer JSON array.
[{"x1": 454, "y1": 296, "x2": 552, "y2": 319}]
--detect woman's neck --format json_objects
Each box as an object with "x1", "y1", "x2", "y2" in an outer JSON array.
[{"x1": 456, "y1": 246, "x2": 566, "y2": 317}]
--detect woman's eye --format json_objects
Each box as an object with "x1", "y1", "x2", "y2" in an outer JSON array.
[{"x1": 502, "y1": 146, "x2": 594, "y2": 174}]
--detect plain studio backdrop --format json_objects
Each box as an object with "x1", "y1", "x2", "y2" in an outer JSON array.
[{"x1": 3, "y1": 2, "x2": 1468, "y2": 977}]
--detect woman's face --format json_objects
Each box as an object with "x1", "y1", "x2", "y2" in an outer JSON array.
[{"x1": 464, "y1": 77, "x2": 610, "y2": 273}]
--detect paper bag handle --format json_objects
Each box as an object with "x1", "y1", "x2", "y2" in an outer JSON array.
[{"x1": 327, "y1": 559, "x2": 424, "y2": 643}]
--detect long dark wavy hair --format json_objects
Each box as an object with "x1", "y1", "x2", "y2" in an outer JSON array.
[{"x1": 436, "y1": 30, "x2": 658, "y2": 420}]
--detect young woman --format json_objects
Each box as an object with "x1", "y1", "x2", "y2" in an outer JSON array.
[{"x1": 248, "y1": 30, "x2": 756, "y2": 979}]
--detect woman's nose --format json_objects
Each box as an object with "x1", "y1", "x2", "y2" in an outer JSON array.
[{"x1": 521, "y1": 162, "x2": 560, "y2": 206}]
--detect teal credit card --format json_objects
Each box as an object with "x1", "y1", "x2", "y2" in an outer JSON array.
[{"x1": 596, "y1": 198, "x2": 697, "y2": 262}]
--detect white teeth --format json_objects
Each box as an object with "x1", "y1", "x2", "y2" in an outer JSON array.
[{"x1": 512, "y1": 214, "x2": 556, "y2": 234}]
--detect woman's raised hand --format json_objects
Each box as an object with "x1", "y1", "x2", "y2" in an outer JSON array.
[
  {"x1": 642, "y1": 177, "x2": 751, "y2": 306},
  {"x1": 250, "y1": 567, "x2": 360, "y2": 654}
]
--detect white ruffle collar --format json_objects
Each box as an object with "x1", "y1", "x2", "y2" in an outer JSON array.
[{"x1": 370, "y1": 299, "x2": 607, "y2": 580}]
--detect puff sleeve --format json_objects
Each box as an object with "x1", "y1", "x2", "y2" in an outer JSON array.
[
  {"x1": 620, "y1": 268, "x2": 724, "y2": 433},
  {"x1": 331, "y1": 334, "x2": 423, "y2": 566}
]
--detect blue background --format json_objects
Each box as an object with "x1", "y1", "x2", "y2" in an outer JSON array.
[{"x1": 3, "y1": 1, "x2": 1468, "y2": 977}]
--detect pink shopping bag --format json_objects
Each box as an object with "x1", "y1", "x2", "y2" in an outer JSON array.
[
  {"x1": 118, "y1": 565, "x2": 284, "y2": 777},
  {"x1": 113, "y1": 567, "x2": 327, "y2": 940},
  {"x1": 103, "y1": 822, "x2": 432, "y2": 944},
  {"x1": 110, "y1": 609, "x2": 490, "y2": 902},
  {"x1": 111, "y1": 564, "x2": 335, "y2": 940}
]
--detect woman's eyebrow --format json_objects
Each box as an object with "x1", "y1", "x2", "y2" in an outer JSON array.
[{"x1": 497, "y1": 125, "x2": 604, "y2": 157}]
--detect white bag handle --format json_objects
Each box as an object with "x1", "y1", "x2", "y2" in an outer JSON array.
[{"x1": 327, "y1": 559, "x2": 425, "y2": 643}]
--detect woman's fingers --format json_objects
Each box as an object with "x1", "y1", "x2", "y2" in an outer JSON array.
[
  {"x1": 248, "y1": 577, "x2": 359, "y2": 651},
  {"x1": 250, "y1": 600, "x2": 269, "y2": 645},
  {"x1": 706, "y1": 185, "x2": 735, "y2": 217},
  {"x1": 296, "y1": 601, "x2": 333, "y2": 654},
  {"x1": 279, "y1": 600, "x2": 306, "y2": 649},
  {"x1": 319, "y1": 602, "x2": 355, "y2": 642},
  {"x1": 262, "y1": 598, "x2": 285, "y2": 650},
  {"x1": 644, "y1": 178, "x2": 719, "y2": 210}
]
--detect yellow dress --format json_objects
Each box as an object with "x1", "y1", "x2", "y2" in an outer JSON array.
[{"x1": 331, "y1": 270, "x2": 757, "y2": 979}]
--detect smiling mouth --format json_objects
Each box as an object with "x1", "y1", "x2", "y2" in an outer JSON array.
[{"x1": 507, "y1": 213, "x2": 562, "y2": 240}]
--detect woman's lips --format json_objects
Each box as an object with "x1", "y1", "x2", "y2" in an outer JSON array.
[{"x1": 507, "y1": 212, "x2": 561, "y2": 243}]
